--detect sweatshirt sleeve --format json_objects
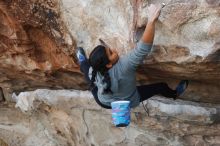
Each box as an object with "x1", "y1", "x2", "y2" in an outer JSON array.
[{"x1": 119, "y1": 40, "x2": 153, "y2": 72}]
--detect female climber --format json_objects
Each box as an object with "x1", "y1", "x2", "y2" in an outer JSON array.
[{"x1": 75, "y1": 4, "x2": 188, "y2": 109}]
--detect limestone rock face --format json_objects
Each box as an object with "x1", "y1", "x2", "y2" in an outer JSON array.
[
  {"x1": 1, "y1": 1, "x2": 220, "y2": 146},
  {"x1": 0, "y1": 90, "x2": 218, "y2": 146},
  {"x1": 0, "y1": 0, "x2": 220, "y2": 103},
  {"x1": 0, "y1": 0, "x2": 82, "y2": 99}
]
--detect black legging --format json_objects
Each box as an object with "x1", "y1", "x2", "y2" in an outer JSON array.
[
  {"x1": 137, "y1": 83, "x2": 177, "y2": 102},
  {"x1": 80, "y1": 60, "x2": 177, "y2": 109}
]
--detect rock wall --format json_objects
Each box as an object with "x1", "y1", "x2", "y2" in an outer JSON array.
[
  {"x1": 0, "y1": 0, "x2": 219, "y2": 103},
  {"x1": 0, "y1": 90, "x2": 219, "y2": 146},
  {"x1": 0, "y1": 0, "x2": 82, "y2": 100},
  {"x1": 0, "y1": 0, "x2": 220, "y2": 146}
]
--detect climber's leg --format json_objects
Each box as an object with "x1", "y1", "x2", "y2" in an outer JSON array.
[
  {"x1": 138, "y1": 80, "x2": 189, "y2": 102},
  {"x1": 76, "y1": 47, "x2": 91, "y2": 83},
  {"x1": 79, "y1": 60, "x2": 91, "y2": 84},
  {"x1": 138, "y1": 82, "x2": 177, "y2": 102}
]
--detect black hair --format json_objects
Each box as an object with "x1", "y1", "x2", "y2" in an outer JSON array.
[{"x1": 89, "y1": 45, "x2": 112, "y2": 94}]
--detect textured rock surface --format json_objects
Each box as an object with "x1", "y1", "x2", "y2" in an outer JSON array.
[
  {"x1": 0, "y1": 0, "x2": 219, "y2": 103},
  {"x1": 0, "y1": 0, "x2": 82, "y2": 98},
  {"x1": 0, "y1": 0, "x2": 220, "y2": 145},
  {"x1": 0, "y1": 89, "x2": 219, "y2": 146}
]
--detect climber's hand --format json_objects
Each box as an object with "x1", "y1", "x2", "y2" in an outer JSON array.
[{"x1": 147, "y1": 4, "x2": 162, "y2": 22}]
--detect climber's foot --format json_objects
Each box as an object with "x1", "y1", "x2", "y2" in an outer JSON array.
[
  {"x1": 175, "y1": 80, "x2": 189, "y2": 97},
  {"x1": 76, "y1": 47, "x2": 87, "y2": 65}
]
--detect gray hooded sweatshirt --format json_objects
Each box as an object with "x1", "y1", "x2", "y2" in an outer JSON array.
[{"x1": 89, "y1": 41, "x2": 152, "y2": 108}]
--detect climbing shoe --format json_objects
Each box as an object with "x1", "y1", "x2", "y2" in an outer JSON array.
[
  {"x1": 175, "y1": 80, "x2": 189, "y2": 97},
  {"x1": 76, "y1": 47, "x2": 86, "y2": 64}
]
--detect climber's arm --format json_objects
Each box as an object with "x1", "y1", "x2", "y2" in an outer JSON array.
[
  {"x1": 141, "y1": 4, "x2": 162, "y2": 44},
  {"x1": 119, "y1": 4, "x2": 162, "y2": 72}
]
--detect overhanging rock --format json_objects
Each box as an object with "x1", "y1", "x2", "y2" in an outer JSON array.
[{"x1": 0, "y1": 0, "x2": 219, "y2": 104}]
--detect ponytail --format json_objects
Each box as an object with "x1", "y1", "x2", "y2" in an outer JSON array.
[
  {"x1": 89, "y1": 45, "x2": 113, "y2": 94},
  {"x1": 103, "y1": 71, "x2": 112, "y2": 94},
  {"x1": 90, "y1": 69, "x2": 97, "y2": 89}
]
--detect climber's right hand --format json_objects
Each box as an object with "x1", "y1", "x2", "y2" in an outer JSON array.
[{"x1": 147, "y1": 4, "x2": 163, "y2": 22}]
